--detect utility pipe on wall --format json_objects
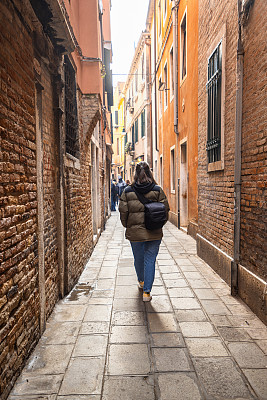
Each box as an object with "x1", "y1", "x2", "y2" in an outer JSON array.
[{"x1": 232, "y1": 0, "x2": 244, "y2": 296}]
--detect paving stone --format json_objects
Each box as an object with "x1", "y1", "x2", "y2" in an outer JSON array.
[
  {"x1": 209, "y1": 315, "x2": 231, "y2": 326},
  {"x1": 117, "y1": 267, "x2": 136, "y2": 276},
  {"x1": 158, "y1": 373, "x2": 202, "y2": 400},
  {"x1": 112, "y1": 311, "x2": 146, "y2": 325},
  {"x1": 193, "y1": 357, "x2": 254, "y2": 399},
  {"x1": 180, "y1": 322, "x2": 216, "y2": 337},
  {"x1": 226, "y1": 303, "x2": 253, "y2": 315},
  {"x1": 113, "y1": 298, "x2": 145, "y2": 311},
  {"x1": 52, "y1": 304, "x2": 87, "y2": 322},
  {"x1": 151, "y1": 285, "x2": 167, "y2": 295},
  {"x1": 84, "y1": 305, "x2": 112, "y2": 322},
  {"x1": 73, "y1": 335, "x2": 108, "y2": 357},
  {"x1": 90, "y1": 290, "x2": 114, "y2": 298},
  {"x1": 153, "y1": 348, "x2": 191, "y2": 372},
  {"x1": 161, "y1": 273, "x2": 182, "y2": 281},
  {"x1": 96, "y1": 279, "x2": 116, "y2": 290},
  {"x1": 178, "y1": 265, "x2": 198, "y2": 272},
  {"x1": 175, "y1": 309, "x2": 207, "y2": 322},
  {"x1": 175, "y1": 258, "x2": 194, "y2": 266},
  {"x1": 157, "y1": 259, "x2": 176, "y2": 265},
  {"x1": 9, "y1": 396, "x2": 57, "y2": 400},
  {"x1": 114, "y1": 285, "x2": 140, "y2": 298},
  {"x1": 98, "y1": 268, "x2": 117, "y2": 279},
  {"x1": 243, "y1": 369, "x2": 267, "y2": 399},
  {"x1": 108, "y1": 344, "x2": 150, "y2": 375},
  {"x1": 8, "y1": 374, "x2": 62, "y2": 397},
  {"x1": 194, "y1": 288, "x2": 219, "y2": 300},
  {"x1": 24, "y1": 344, "x2": 73, "y2": 375},
  {"x1": 186, "y1": 338, "x2": 228, "y2": 357},
  {"x1": 80, "y1": 321, "x2": 110, "y2": 334},
  {"x1": 227, "y1": 342, "x2": 267, "y2": 368},
  {"x1": 147, "y1": 313, "x2": 178, "y2": 333},
  {"x1": 183, "y1": 272, "x2": 203, "y2": 280},
  {"x1": 88, "y1": 297, "x2": 113, "y2": 305},
  {"x1": 256, "y1": 340, "x2": 267, "y2": 354},
  {"x1": 116, "y1": 275, "x2": 138, "y2": 285},
  {"x1": 151, "y1": 332, "x2": 184, "y2": 347},
  {"x1": 171, "y1": 297, "x2": 201, "y2": 310},
  {"x1": 102, "y1": 376, "x2": 155, "y2": 400},
  {"x1": 189, "y1": 279, "x2": 211, "y2": 289},
  {"x1": 164, "y1": 278, "x2": 187, "y2": 288},
  {"x1": 158, "y1": 265, "x2": 179, "y2": 274},
  {"x1": 167, "y1": 287, "x2": 194, "y2": 298},
  {"x1": 59, "y1": 357, "x2": 105, "y2": 395},
  {"x1": 57, "y1": 396, "x2": 100, "y2": 400},
  {"x1": 153, "y1": 277, "x2": 164, "y2": 286},
  {"x1": 146, "y1": 295, "x2": 173, "y2": 312},
  {"x1": 199, "y1": 299, "x2": 231, "y2": 315},
  {"x1": 217, "y1": 326, "x2": 251, "y2": 342},
  {"x1": 227, "y1": 315, "x2": 266, "y2": 329},
  {"x1": 40, "y1": 322, "x2": 80, "y2": 345},
  {"x1": 110, "y1": 325, "x2": 148, "y2": 343},
  {"x1": 157, "y1": 253, "x2": 172, "y2": 260},
  {"x1": 245, "y1": 328, "x2": 267, "y2": 340}
]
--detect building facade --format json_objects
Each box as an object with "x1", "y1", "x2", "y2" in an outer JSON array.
[
  {"x1": 0, "y1": 0, "x2": 113, "y2": 397},
  {"x1": 111, "y1": 82, "x2": 125, "y2": 180},
  {"x1": 123, "y1": 31, "x2": 152, "y2": 182},
  {"x1": 197, "y1": 0, "x2": 266, "y2": 323}
]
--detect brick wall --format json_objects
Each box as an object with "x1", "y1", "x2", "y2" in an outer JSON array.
[
  {"x1": 240, "y1": 0, "x2": 267, "y2": 281},
  {"x1": 198, "y1": 0, "x2": 238, "y2": 256},
  {"x1": 0, "y1": 1, "x2": 40, "y2": 397}
]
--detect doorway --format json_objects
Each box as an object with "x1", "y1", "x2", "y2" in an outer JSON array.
[{"x1": 180, "y1": 141, "x2": 188, "y2": 227}]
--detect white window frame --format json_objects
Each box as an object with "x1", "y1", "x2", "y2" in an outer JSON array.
[
  {"x1": 169, "y1": 46, "x2": 174, "y2": 101},
  {"x1": 170, "y1": 145, "x2": 175, "y2": 193},
  {"x1": 164, "y1": 61, "x2": 168, "y2": 111},
  {"x1": 180, "y1": 7, "x2": 187, "y2": 84},
  {"x1": 160, "y1": 155, "x2": 163, "y2": 186},
  {"x1": 158, "y1": 75, "x2": 163, "y2": 119}
]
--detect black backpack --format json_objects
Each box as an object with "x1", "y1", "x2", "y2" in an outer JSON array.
[{"x1": 133, "y1": 187, "x2": 167, "y2": 230}]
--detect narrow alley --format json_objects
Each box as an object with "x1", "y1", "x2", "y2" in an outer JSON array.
[{"x1": 8, "y1": 213, "x2": 267, "y2": 400}]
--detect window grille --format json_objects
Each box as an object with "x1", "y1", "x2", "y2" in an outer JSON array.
[
  {"x1": 206, "y1": 42, "x2": 222, "y2": 163},
  {"x1": 64, "y1": 56, "x2": 78, "y2": 157},
  {"x1": 135, "y1": 119, "x2": 138, "y2": 143},
  {"x1": 141, "y1": 110, "x2": 145, "y2": 137}
]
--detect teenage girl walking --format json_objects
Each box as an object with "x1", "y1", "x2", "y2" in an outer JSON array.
[{"x1": 119, "y1": 162, "x2": 169, "y2": 301}]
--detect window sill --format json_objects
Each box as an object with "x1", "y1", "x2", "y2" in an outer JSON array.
[
  {"x1": 65, "y1": 153, "x2": 80, "y2": 170},
  {"x1": 207, "y1": 160, "x2": 224, "y2": 172}
]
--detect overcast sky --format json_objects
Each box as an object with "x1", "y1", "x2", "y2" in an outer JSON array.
[{"x1": 111, "y1": 0, "x2": 150, "y2": 87}]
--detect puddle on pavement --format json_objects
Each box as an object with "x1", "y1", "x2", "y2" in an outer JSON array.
[{"x1": 65, "y1": 282, "x2": 95, "y2": 302}]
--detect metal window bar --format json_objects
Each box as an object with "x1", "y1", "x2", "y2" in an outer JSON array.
[
  {"x1": 206, "y1": 42, "x2": 222, "y2": 163},
  {"x1": 64, "y1": 56, "x2": 78, "y2": 157}
]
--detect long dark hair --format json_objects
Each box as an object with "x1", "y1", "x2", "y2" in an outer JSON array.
[{"x1": 132, "y1": 162, "x2": 157, "y2": 185}]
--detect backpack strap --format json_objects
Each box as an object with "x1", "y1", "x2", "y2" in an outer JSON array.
[{"x1": 132, "y1": 186, "x2": 152, "y2": 205}]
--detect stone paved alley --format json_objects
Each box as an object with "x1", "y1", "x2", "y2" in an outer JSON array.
[{"x1": 8, "y1": 213, "x2": 267, "y2": 400}]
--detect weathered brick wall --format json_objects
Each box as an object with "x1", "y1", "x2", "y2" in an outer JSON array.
[
  {"x1": 64, "y1": 91, "x2": 95, "y2": 291},
  {"x1": 240, "y1": 0, "x2": 267, "y2": 281},
  {"x1": 41, "y1": 68, "x2": 60, "y2": 316},
  {"x1": 0, "y1": 1, "x2": 40, "y2": 397},
  {"x1": 198, "y1": 0, "x2": 238, "y2": 256}
]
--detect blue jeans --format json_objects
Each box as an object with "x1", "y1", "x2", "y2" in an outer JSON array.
[{"x1": 130, "y1": 240, "x2": 161, "y2": 293}]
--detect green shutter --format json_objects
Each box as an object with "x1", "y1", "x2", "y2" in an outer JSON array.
[
  {"x1": 141, "y1": 110, "x2": 145, "y2": 137},
  {"x1": 135, "y1": 119, "x2": 138, "y2": 143}
]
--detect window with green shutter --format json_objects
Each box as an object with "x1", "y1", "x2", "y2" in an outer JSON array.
[
  {"x1": 135, "y1": 119, "x2": 138, "y2": 143},
  {"x1": 141, "y1": 110, "x2": 145, "y2": 137}
]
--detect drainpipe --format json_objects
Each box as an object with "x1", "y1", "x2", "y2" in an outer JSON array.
[
  {"x1": 154, "y1": 0, "x2": 159, "y2": 152},
  {"x1": 232, "y1": 0, "x2": 244, "y2": 296},
  {"x1": 172, "y1": 0, "x2": 179, "y2": 134}
]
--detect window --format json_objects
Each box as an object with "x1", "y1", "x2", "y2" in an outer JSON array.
[
  {"x1": 64, "y1": 56, "x2": 79, "y2": 157},
  {"x1": 160, "y1": 155, "x2": 163, "y2": 186},
  {"x1": 164, "y1": 62, "x2": 168, "y2": 109},
  {"x1": 115, "y1": 110, "x2": 118, "y2": 125},
  {"x1": 206, "y1": 42, "x2": 222, "y2": 164},
  {"x1": 117, "y1": 138, "x2": 120, "y2": 155},
  {"x1": 158, "y1": 0, "x2": 162, "y2": 37},
  {"x1": 131, "y1": 124, "x2": 135, "y2": 149},
  {"x1": 158, "y1": 77, "x2": 162, "y2": 117},
  {"x1": 170, "y1": 147, "x2": 175, "y2": 192},
  {"x1": 135, "y1": 119, "x2": 138, "y2": 143},
  {"x1": 164, "y1": 0, "x2": 167, "y2": 19},
  {"x1": 170, "y1": 47, "x2": 174, "y2": 98},
  {"x1": 180, "y1": 11, "x2": 187, "y2": 81},
  {"x1": 141, "y1": 109, "x2": 146, "y2": 137},
  {"x1": 154, "y1": 160, "x2": 158, "y2": 181}
]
